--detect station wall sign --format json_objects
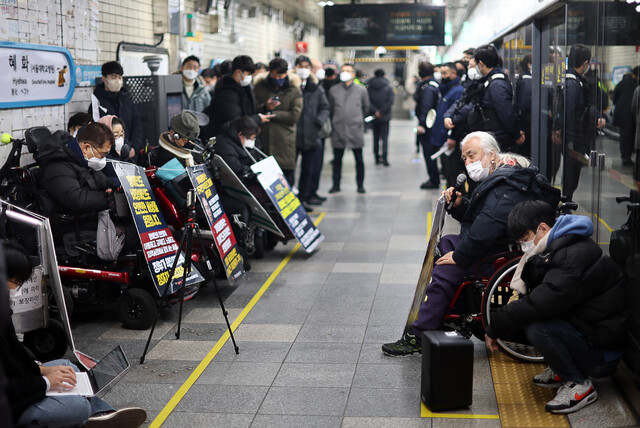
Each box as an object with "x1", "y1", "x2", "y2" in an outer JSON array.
[{"x1": 0, "y1": 41, "x2": 76, "y2": 109}]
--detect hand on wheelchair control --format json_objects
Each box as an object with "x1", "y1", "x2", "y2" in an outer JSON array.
[
  {"x1": 435, "y1": 250, "x2": 456, "y2": 266},
  {"x1": 485, "y1": 334, "x2": 499, "y2": 352},
  {"x1": 442, "y1": 187, "x2": 463, "y2": 209}
]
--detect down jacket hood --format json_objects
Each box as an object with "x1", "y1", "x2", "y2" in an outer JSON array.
[
  {"x1": 252, "y1": 71, "x2": 302, "y2": 90},
  {"x1": 367, "y1": 76, "x2": 389, "y2": 90},
  {"x1": 548, "y1": 215, "x2": 594, "y2": 244}
]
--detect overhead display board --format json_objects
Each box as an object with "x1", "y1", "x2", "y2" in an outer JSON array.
[{"x1": 324, "y1": 4, "x2": 445, "y2": 47}]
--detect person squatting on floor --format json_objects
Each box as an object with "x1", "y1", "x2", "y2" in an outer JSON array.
[
  {"x1": 382, "y1": 131, "x2": 538, "y2": 356},
  {"x1": 485, "y1": 201, "x2": 626, "y2": 414},
  {"x1": 0, "y1": 240, "x2": 147, "y2": 427}
]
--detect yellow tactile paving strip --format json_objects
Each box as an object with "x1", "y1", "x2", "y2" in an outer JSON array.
[{"x1": 489, "y1": 352, "x2": 570, "y2": 427}]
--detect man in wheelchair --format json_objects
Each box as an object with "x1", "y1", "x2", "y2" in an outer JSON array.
[
  {"x1": 485, "y1": 201, "x2": 626, "y2": 414},
  {"x1": 34, "y1": 122, "x2": 138, "y2": 258},
  {"x1": 383, "y1": 131, "x2": 545, "y2": 356}
]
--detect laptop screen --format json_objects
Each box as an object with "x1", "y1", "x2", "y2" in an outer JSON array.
[{"x1": 90, "y1": 345, "x2": 130, "y2": 395}]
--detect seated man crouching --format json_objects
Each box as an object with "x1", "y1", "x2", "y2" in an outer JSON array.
[{"x1": 485, "y1": 200, "x2": 626, "y2": 414}]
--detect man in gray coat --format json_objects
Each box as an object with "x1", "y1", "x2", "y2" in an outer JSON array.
[
  {"x1": 329, "y1": 63, "x2": 370, "y2": 194},
  {"x1": 295, "y1": 56, "x2": 331, "y2": 205}
]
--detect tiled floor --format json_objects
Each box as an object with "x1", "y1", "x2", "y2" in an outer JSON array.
[{"x1": 67, "y1": 120, "x2": 638, "y2": 427}]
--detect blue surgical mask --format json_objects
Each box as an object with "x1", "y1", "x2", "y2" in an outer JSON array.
[{"x1": 270, "y1": 76, "x2": 286, "y2": 87}]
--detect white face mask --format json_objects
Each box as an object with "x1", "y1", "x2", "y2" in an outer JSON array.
[
  {"x1": 105, "y1": 77, "x2": 123, "y2": 92},
  {"x1": 72, "y1": 129, "x2": 78, "y2": 138},
  {"x1": 340, "y1": 71, "x2": 353, "y2": 82},
  {"x1": 206, "y1": 83, "x2": 216, "y2": 92},
  {"x1": 9, "y1": 287, "x2": 22, "y2": 300},
  {"x1": 86, "y1": 146, "x2": 107, "y2": 171},
  {"x1": 315, "y1": 69, "x2": 325, "y2": 80},
  {"x1": 183, "y1": 69, "x2": 199, "y2": 81},
  {"x1": 519, "y1": 227, "x2": 539, "y2": 253},
  {"x1": 241, "y1": 74, "x2": 253, "y2": 87},
  {"x1": 467, "y1": 66, "x2": 481, "y2": 81},
  {"x1": 296, "y1": 67, "x2": 311, "y2": 80},
  {"x1": 114, "y1": 136, "x2": 124, "y2": 153},
  {"x1": 433, "y1": 71, "x2": 442, "y2": 82},
  {"x1": 243, "y1": 139, "x2": 256, "y2": 149},
  {"x1": 465, "y1": 153, "x2": 491, "y2": 182}
]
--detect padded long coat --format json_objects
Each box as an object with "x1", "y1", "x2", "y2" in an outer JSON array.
[
  {"x1": 328, "y1": 82, "x2": 370, "y2": 150},
  {"x1": 252, "y1": 72, "x2": 303, "y2": 170}
]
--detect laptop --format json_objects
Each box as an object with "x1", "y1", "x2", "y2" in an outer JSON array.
[{"x1": 47, "y1": 345, "x2": 130, "y2": 398}]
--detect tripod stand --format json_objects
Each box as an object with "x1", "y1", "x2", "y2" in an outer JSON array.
[{"x1": 140, "y1": 190, "x2": 239, "y2": 364}]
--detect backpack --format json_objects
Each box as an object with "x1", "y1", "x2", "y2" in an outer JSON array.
[{"x1": 529, "y1": 168, "x2": 561, "y2": 208}]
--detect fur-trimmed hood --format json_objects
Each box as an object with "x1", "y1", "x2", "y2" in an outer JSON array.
[{"x1": 253, "y1": 71, "x2": 302, "y2": 89}]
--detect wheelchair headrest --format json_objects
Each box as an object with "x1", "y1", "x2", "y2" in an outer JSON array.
[{"x1": 24, "y1": 127, "x2": 52, "y2": 154}]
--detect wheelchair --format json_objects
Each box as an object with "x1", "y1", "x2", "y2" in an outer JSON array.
[
  {"x1": 442, "y1": 200, "x2": 579, "y2": 363},
  {"x1": 0, "y1": 127, "x2": 193, "y2": 330}
]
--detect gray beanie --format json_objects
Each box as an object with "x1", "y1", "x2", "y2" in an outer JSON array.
[{"x1": 170, "y1": 111, "x2": 200, "y2": 139}]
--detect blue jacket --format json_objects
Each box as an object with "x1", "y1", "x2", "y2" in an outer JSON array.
[
  {"x1": 430, "y1": 78, "x2": 463, "y2": 147},
  {"x1": 415, "y1": 78, "x2": 439, "y2": 128}
]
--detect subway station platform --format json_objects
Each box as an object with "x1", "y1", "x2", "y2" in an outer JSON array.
[{"x1": 68, "y1": 120, "x2": 638, "y2": 428}]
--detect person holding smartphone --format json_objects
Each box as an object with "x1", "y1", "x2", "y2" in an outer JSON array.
[{"x1": 253, "y1": 58, "x2": 303, "y2": 185}]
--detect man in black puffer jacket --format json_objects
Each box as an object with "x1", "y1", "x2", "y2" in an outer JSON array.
[
  {"x1": 486, "y1": 201, "x2": 626, "y2": 415},
  {"x1": 88, "y1": 61, "x2": 144, "y2": 160},
  {"x1": 367, "y1": 69, "x2": 395, "y2": 166},
  {"x1": 202, "y1": 55, "x2": 272, "y2": 141},
  {"x1": 34, "y1": 123, "x2": 138, "y2": 253}
]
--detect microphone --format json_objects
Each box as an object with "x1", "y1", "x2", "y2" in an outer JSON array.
[
  {"x1": 447, "y1": 173, "x2": 467, "y2": 211},
  {"x1": 120, "y1": 143, "x2": 132, "y2": 160}
]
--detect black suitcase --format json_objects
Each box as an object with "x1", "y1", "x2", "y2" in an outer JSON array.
[{"x1": 421, "y1": 330, "x2": 473, "y2": 411}]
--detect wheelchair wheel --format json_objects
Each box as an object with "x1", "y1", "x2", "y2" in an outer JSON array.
[
  {"x1": 118, "y1": 288, "x2": 156, "y2": 330},
  {"x1": 481, "y1": 257, "x2": 544, "y2": 363},
  {"x1": 23, "y1": 319, "x2": 68, "y2": 361}
]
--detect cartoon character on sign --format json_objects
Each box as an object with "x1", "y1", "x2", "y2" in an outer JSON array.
[{"x1": 57, "y1": 65, "x2": 68, "y2": 87}]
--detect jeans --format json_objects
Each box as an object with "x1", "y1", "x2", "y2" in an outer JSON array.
[
  {"x1": 419, "y1": 133, "x2": 439, "y2": 185},
  {"x1": 17, "y1": 359, "x2": 114, "y2": 428},
  {"x1": 372, "y1": 121, "x2": 390, "y2": 161},
  {"x1": 332, "y1": 148, "x2": 364, "y2": 188},
  {"x1": 524, "y1": 320, "x2": 621, "y2": 383}
]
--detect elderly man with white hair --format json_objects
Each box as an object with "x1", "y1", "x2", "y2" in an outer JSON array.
[{"x1": 383, "y1": 131, "x2": 547, "y2": 356}]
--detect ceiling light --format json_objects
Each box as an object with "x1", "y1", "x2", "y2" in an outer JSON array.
[
  {"x1": 317, "y1": 1, "x2": 326, "y2": 7},
  {"x1": 326, "y1": 1, "x2": 334, "y2": 5}
]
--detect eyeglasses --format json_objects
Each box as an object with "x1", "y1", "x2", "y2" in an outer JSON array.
[{"x1": 90, "y1": 144, "x2": 110, "y2": 159}]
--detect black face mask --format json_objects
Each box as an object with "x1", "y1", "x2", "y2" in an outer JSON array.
[{"x1": 440, "y1": 77, "x2": 452, "y2": 84}]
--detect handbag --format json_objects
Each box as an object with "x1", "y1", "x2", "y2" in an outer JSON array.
[{"x1": 96, "y1": 210, "x2": 125, "y2": 261}]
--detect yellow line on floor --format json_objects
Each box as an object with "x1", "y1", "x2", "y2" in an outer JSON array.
[
  {"x1": 421, "y1": 403, "x2": 499, "y2": 419},
  {"x1": 594, "y1": 213, "x2": 614, "y2": 233},
  {"x1": 149, "y1": 213, "x2": 326, "y2": 428}
]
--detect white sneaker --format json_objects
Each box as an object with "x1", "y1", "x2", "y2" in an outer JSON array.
[
  {"x1": 545, "y1": 380, "x2": 598, "y2": 414},
  {"x1": 84, "y1": 407, "x2": 147, "y2": 428},
  {"x1": 533, "y1": 366, "x2": 562, "y2": 388}
]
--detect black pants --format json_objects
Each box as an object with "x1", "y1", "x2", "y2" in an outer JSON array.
[
  {"x1": 441, "y1": 147, "x2": 465, "y2": 188},
  {"x1": 282, "y1": 169, "x2": 295, "y2": 187},
  {"x1": 372, "y1": 121, "x2": 390, "y2": 161},
  {"x1": 619, "y1": 122, "x2": 635, "y2": 161},
  {"x1": 297, "y1": 146, "x2": 323, "y2": 201},
  {"x1": 309, "y1": 139, "x2": 325, "y2": 197},
  {"x1": 419, "y1": 133, "x2": 439, "y2": 185},
  {"x1": 332, "y1": 147, "x2": 364, "y2": 188}
]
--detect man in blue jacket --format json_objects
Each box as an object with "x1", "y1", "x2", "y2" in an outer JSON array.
[
  {"x1": 486, "y1": 201, "x2": 625, "y2": 414},
  {"x1": 430, "y1": 63, "x2": 464, "y2": 188},
  {"x1": 89, "y1": 61, "x2": 144, "y2": 160},
  {"x1": 415, "y1": 62, "x2": 441, "y2": 189}
]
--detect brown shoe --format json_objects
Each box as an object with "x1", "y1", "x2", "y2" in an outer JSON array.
[{"x1": 84, "y1": 407, "x2": 147, "y2": 428}]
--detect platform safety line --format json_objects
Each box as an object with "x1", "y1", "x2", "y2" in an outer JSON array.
[
  {"x1": 420, "y1": 402, "x2": 499, "y2": 419},
  {"x1": 149, "y1": 212, "x2": 326, "y2": 428},
  {"x1": 594, "y1": 213, "x2": 614, "y2": 233}
]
